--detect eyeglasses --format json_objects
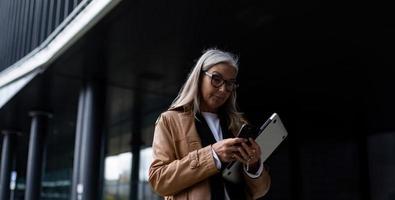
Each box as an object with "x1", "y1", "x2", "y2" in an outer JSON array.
[{"x1": 203, "y1": 71, "x2": 239, "y2": 92}]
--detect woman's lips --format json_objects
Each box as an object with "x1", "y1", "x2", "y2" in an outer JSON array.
[{"x1": 213, "y1": 95, "x2": 225, "y2": 101}]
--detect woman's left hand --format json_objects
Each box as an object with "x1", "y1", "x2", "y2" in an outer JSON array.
[{"x1": 233, "y1": 138, "x2": 261, "y2": 170}]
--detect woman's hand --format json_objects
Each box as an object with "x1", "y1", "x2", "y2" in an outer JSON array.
[
  {"x1": 233, "y1": 138, "x2": 262, "y2": 172},
  {"x1": 212, "y1": 138, "x2": 246, "y2": 162}
]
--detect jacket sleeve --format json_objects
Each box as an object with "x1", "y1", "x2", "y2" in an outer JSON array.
[
  {"x1": 243, "y1": 165, "x2": 271, "y2": 199},
  {"x1": 148, "y1": 114, "x2": 219, "y2": 196}
]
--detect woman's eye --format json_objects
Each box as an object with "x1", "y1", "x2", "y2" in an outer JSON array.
[{"x1": 213, "y1": 77, "x2": 222, "y2": 83}]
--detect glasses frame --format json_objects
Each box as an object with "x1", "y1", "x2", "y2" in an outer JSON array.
[{"x1": 203, "y1": 71, "x2": 239, "y2": 92}]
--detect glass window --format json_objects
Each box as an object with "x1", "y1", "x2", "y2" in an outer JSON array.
[
  {"x1": 103, "y1": 148, "x2": 160, "y2": 200},
  {"x1": 103, "y1": 86, "x2": 166, "y2": 200}
]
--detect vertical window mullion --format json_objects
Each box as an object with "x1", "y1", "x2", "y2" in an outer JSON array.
[
  {"x1": 32, "y1": 0, "x2": 43, "y2": 49},
  {"x1": 25, "y1": 0, "x2": 36, "y2": 53},
  {"x1": 47, "y1": 0, "x2": 54, "y2": 37},
  {"x1": 0, "y1": 1, "x2": 7, "y2": 66},
  {"x1": 40, "y1": 0, "x2": 48, "y2": 44},
  {"x1": 14, "y1": 0, "x2": 25, "y2": 60},
  {"x1": 19, "y1": 0, "x2": 29, "y2": 58},
  {"x1": 55, "y1": 0, "x2": 61, "y2": 28},
  {"x1": 5, "y1": 0, "x2": 17, "y2": 66},
  {"x1": 64, "y1": 0, "x2": 69, "y2": 21},
  {"x1": 74, "y1": 0, "x2": 78, "y2": 9},
  {"x1": 11, "y1": 0, "x2": 21, "y2": 62}
]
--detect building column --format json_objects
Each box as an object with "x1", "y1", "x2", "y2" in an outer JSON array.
[
  {"x1": 71, "y1": 80, "x2": 106, "y2": 200},
  {"x1": 25, "y1": 111, "x2": 52, "y2": 200},
  {"x1": 130, "y1": 88, "x2": 143, "y2": 200},
  {"x1": 71, "y1": 89, "x2": 85, "y2": 200},
  {"x1": 0, "y1": 130, "x2": 17, "y2": 200}
]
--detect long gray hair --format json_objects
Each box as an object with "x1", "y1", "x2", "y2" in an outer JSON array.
[{"x1": 170, "y1": 48, "x2": 246, "y2": 134}]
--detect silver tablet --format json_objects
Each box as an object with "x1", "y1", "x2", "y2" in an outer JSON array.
[{"x1": 222, "y1": 113, "x2": 288, "y2": 183}]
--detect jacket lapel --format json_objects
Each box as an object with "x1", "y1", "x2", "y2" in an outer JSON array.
[{"x1": 179, "y1": 112, "x2": 202, "y2": 151}]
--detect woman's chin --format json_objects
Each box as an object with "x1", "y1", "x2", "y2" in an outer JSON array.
[{"x1": 208, "y1": 101, "x2": 223, "y2": 111}]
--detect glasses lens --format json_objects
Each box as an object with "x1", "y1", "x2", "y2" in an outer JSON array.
[
  {"x1": 206, "y1": 72, "x2": 238, "y2": 92},
  {"x1": 225, "y1": 82, "x2": 237, "y2": 91},
  {"x1": 211, "y1": 74, "x2": 224, "y2": 87}
]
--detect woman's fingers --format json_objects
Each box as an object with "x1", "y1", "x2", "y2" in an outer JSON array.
[
  {"x1": 237, "y1": 146, "x2": 250, "y2": 161},
  {"x1": 249, "y1": 138, "x2": 260, "y2": 150},
  {"x1": 212, "y1": 138, "x2": 247, "y2": 162},
  {"x1": 233, "y1": 153, "x2": 248, "y2": 164},
  {"x1": 236, "y1": 138, "x2": 261, "y2": 164},
  {"x1": 212, "y1": 137, "x2": 264, "y2": 163},
  {"x1": 229, "y1": 138, "x2": 248, "y2": 145},
  {"x1": 241, "y1": 142, "x2": 253, "y2": 156}
]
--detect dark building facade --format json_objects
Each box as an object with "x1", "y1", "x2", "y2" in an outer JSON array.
[{"x1": 0, "y1": 0, "x2": 395, "y2": 200}]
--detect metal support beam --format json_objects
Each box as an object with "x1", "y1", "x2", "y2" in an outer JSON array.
[
  {"x1": 71, "y1": 24, "x2": 107, "y2": 200},
  {"x1": 130, "y1": 79, "x2": 143, "y2": 200},
  {"x1": 71, "y1": 80, "x2": 106, "y2": 200},
  {"x1": 25, "y1": 111, "x2": 52, "y2": 200},
  {"x1": 71, "y1": 88, "x2": 85, "y2": 200},
  {"x1": 0, "y1": 130, "x2": 17, "y2": 200}
]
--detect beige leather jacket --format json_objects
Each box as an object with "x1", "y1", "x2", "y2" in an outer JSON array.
[{"x1": 149, "y1": 110, "x2": 271, "y2": 200}]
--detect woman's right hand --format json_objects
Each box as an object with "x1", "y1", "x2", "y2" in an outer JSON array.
[{"x1": 212, "y1": 138, "x2": 247, "y2": 162}]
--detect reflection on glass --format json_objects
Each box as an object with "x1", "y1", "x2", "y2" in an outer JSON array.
[
  {"x1": 42, "y1": 170, "x2": 72, "y2": 199},
  {"x1": 104, "y1": 147, "x2": 160, "y2": 200}
]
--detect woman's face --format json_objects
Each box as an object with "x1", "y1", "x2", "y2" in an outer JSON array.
[{"x1": 200, "y1": 63, "x2": 237, "y2": 113}]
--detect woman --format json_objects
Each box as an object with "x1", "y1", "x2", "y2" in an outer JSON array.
[{"x1": 149, "y1": 49, "x2": 271, "y2": 199}]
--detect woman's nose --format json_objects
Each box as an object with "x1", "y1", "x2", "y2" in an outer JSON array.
[{"x1": 218, "y1": 83, "x2": 228, "y2": 92}]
